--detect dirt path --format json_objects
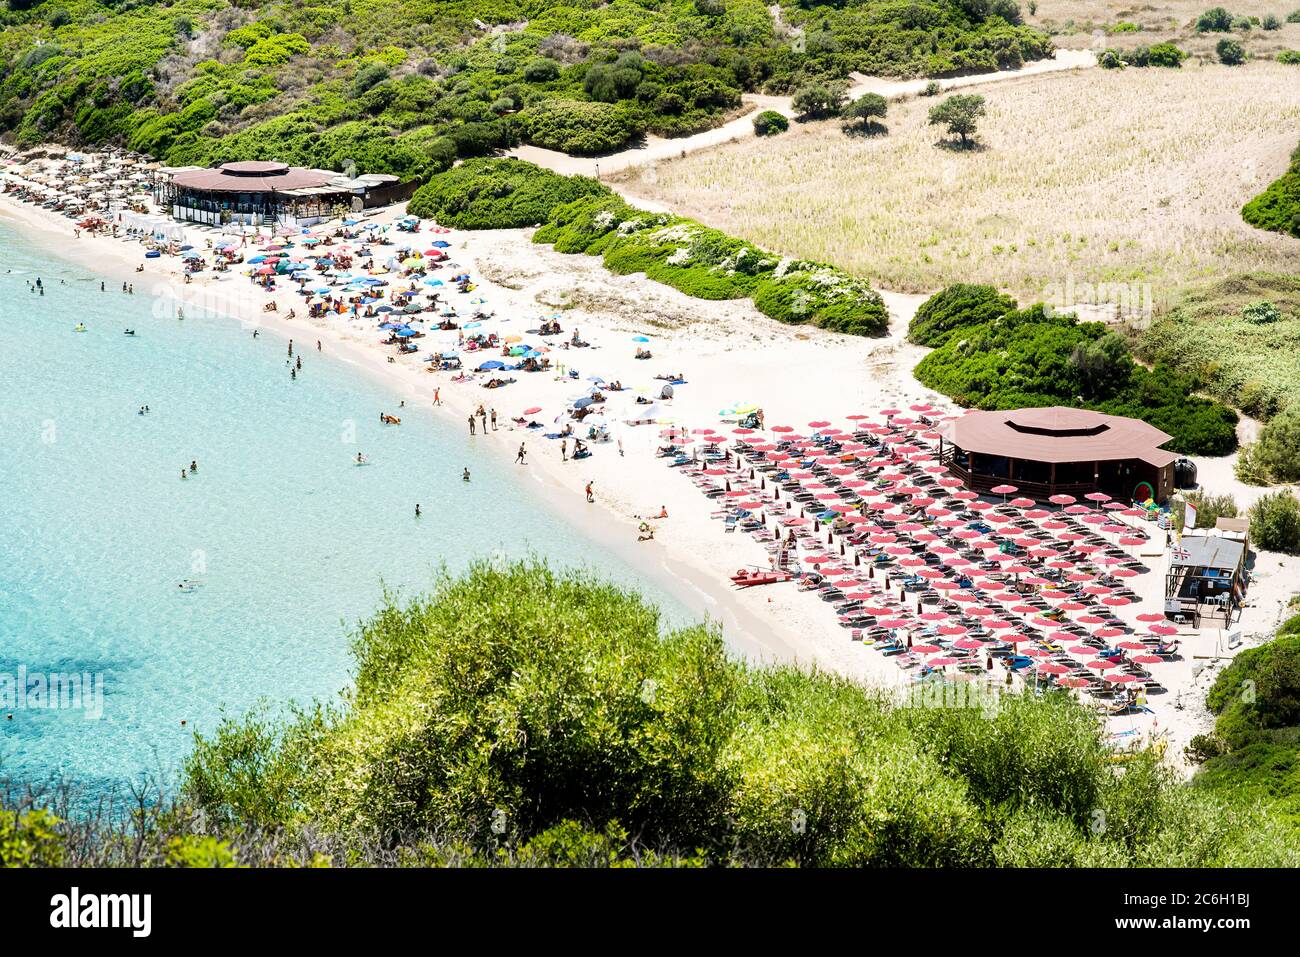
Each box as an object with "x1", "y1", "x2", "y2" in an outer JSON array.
[{"x1": 506, "y1": 50, "x2": 1097, "y2": 179}]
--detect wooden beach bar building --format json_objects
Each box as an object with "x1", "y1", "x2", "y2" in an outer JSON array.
[
  {"x1": 937, "y1": 407, "x2": 1176, "y2": 503},
  {"x1": 155, "y1": 162, "x2": 414, "y2": 227}
]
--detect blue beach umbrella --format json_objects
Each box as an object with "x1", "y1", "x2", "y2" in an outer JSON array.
[
  {"x1": 395, "y1": 328, "x2": 416, "y2": 337},
  {"x1": 463, "y1": 322, "x2": 482, "y2": 329},
  {"x1": 478, "y1": 360, "x2": 505, "y2": 370},
  {"x1": 632, "y1": 335, "x2": 650, "y2": 342},
  {"x1": 431, "y1": 240, "x2": 451, "y2": 248}
]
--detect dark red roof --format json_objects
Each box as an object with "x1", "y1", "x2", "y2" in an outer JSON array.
[
  {"x1": 940, "y1": 407, "x2": 1176, "y2": 468},
  {"x1": 172, "y1": 162, "x2": 337, "y2": 194}
]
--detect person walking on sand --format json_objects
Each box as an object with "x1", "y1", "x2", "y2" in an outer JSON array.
[
  {"x1": 468, "y1": 414, "x2": 476, "y2": 436},
  {"x1": 617, "y1": 438, "x2": 624, "y2": 457},
  {"x1": 516, "y1": 443, "x2": 526, "y2": 464},
  {"x1": 490, "y1": 408, "x2": 497, "y2": 431},
  {"x1": 433, "y1": 388, "x2": 441, "y2": 406},
  {"x1": 561, "y1": 439, "x2": 568, "y2": 462},
  {"x1": 585, "y1": 481, "x2": 594, "y2": 504}
]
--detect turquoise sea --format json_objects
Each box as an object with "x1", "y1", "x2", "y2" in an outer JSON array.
[{"x1": 0, "y1": 221, "x2": 691, "y2": 799}]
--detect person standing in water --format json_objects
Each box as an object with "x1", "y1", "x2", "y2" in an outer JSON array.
[
  {"x1": 468, "y1": 414, "x2": 476, "y2": 436},
  {"x1": 190, "y1": 461, "x2": 197, "y2": 474},
  {"x1": 462, "y1": 468, "x2": 471, "y2": 482},
  {"x1": 180, "y1": 469, "x2": 187, "y2": 481},
  {"x1": 288, "y1": 340, "x2": 294, "y2": 357},
  {"x1": 415, "y1": 504, "x2": 421, "y2": 518}
]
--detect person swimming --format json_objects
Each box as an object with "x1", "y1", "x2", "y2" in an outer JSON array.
[
  {"x1": 124, "y1": 329, "x2": 136, "y2": 336},
  {"x1": 415, "y1": 503, "x2": 422, "y2": 518},
  {"x1": 180, "y1": 468, "x2": 187, "y2": 480},
  {"x1": 190, "y1": 460, "x2": 197, "y2": 474}
]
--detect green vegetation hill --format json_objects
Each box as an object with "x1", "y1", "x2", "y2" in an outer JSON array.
[
  {"x1": 1136, "y1": 273, "x2": 1300, "y2": 422},
  {"x1": 908, "y1": 284, "x2": 1240, "y2": 456},
  {"x1": 6, "y1": 562, "x2": 1296, "y2": 867},
  {"x1": 0, "y1": 1, "x2": 1051, "y2": 177}
]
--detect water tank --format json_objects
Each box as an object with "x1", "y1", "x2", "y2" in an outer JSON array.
[{"x1": 1174, "y1": 458, "x2": 1197, "y2": 489}]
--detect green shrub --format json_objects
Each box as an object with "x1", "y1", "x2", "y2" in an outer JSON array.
[
  {"x1": 517, "y1": 99, "x2": 640, "y2": 155},
  {"x1": 1280, "y1": 51, "x2": 1300, "y2": 64},
  {"x1": 1099, "y1": 49, "x2": 1125, "y2": 69},
  {"x1": 522, "y1": 57, "x2": 560, "y2": 83},
  {"x1": 1244, "y1": 409, "x2": 1300, "y2": 484},
  {"x1": 1243, "y1": 300, "x2": 1283, "y2": 324},
  {"x1": 1197, "y1": 7, "x2": 1234, "y2": 31},
  {"x1": 1263, "y1": 13, "x2": 1282, "y2": 28},
  {"x1": 1249, "y1": 490, "x2": 1300, "y2": 553},
  {"x1": 1137, "y1": 42, "x2": 1190, "y2": 67},
  {"x1": 1176, "y1": 489, "x2": 1239, "y2": 531},
  {"x1": 1243, "y1": 143, "x2": 1300, "y2": 236},
  {"x1": 1217, "y1": 38, "x2": 1247, "y2": 64},
  {"x1": 791, "y1": 82, "x2": 847, "y2": 120},
  {"x1": 407, "y1": 158, "x2": 610, "y2": 229},
  {"x1": 908, "y1": 283, "x2": 1016, "y2": 346},
  {"x1": 921, "y1": 80, "x2": 942, "y2": 96},
  {"x1": 752, "y1": 109, "x2": 788, "y2": 136}
]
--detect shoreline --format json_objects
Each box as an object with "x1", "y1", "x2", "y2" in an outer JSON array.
[{"x1": 0, "y1": 194, "x2": 843, "y2": 678}]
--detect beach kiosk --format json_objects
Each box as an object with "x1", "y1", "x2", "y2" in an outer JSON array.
[{"x1": 1165, "y1": 532, "x2": 1248, "y2": 626}]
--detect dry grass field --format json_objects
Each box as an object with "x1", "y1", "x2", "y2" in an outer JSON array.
[
  {"x1": 614, "y1": 61, "x2": 1300, "y2": 302},
  {"x1": 1035, "y1": 0, "x2": 1300, "y2": 60}
]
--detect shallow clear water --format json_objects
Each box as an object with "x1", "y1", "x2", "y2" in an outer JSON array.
[{"x1": 0, "y1": 222, "x2": 690, "y2": 798}]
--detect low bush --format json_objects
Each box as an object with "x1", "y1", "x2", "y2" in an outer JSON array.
[
  {"x1": 516, "y1": 99, "x2": 640, "y2": 155},
  {"x1": 1249, "y1": 490, "x2": 1300, "y2": 553},
  {"x1": 533, "y1": 194, "x2": 890, "y2": 337},
  {"x1": 1197, "y1": 7, "x2": 1235, "y2": 31},
  {"x1": 752, "y1": 110, "x2": 789, "y2": 136},
  {"x1": 1217, "y1": 38, "x2": 1247, "y2": 64},
  {"x1": 407, "y1": 158, "x2": 609, "y2": 229},
  {"x1": 1243, "y1": 143, "x2": 1300, "y2": 237}
]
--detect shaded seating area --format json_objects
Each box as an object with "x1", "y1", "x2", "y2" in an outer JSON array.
[{"x1": 663, "y1": 406, "x2": 1174, "y2": 714}]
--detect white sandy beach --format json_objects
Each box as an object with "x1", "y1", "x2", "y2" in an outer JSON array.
[{"x1": 3, "y1": 154, "x2": 1293, "y2": 770}]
